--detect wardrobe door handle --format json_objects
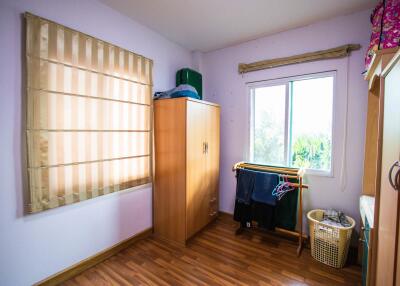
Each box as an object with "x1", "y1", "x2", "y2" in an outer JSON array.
[
  {"x1": 388, "y1": 161, "x2": 400, "y2": 191},
  {"x1": 396, "y1": 169, "x2": 400, "y2": 191},
  {"x1": 202, "y1": 142, "x2": 206, "y2": 154},
  {"x1": 397, "y1": 169, "x2": 400, "y2": 191}
]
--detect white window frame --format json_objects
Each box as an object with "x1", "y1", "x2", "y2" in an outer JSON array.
[{"x1": 248, "y1": 71, "x2": 336, "y2": 176}]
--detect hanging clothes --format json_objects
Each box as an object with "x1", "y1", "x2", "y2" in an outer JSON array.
[
  {"x1": 233, "y1": 200, "x2": 253, "y2": 227},
  {"x1": 235, "y1": 168, "x2": 256, "y2": 205},
  {"x1": 275, "y1": 176, "x2": 299, "y2": 231},
  {"x1": 234, "y1": 168, "x2": 256, "y2": 227},
  {"x1": 252, "y1": 202, "x2": 276, "y2": 230},
  {"x1": 272, "y1": 175, "x2": 296, "y2": 201},
  {"x1": 251, "y1": 171, "x2": 279, "y2": 206},
  {"x1": 234, "y1": 169, "x2": 279, "y2": 230},
  {"x1": 233, "y1": 168, "x2": 300, "y2": 231}
]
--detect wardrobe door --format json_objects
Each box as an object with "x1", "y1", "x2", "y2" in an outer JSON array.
[
  {"x1": 154, "y1": 98, "x2": 187, "y2": 244},
  {"x1": 204, "y1": 104, "x2": 220, "y2": 221},
  {"x1": 376, "y1": 59, "x2": 400, "y2": 286},
  {"x1": 186, "y1": 101, "x2": 209, "y2": 238}
]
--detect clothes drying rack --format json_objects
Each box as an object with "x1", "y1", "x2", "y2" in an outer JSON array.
[{"x1": 232, "y1": 162, "x2": 309, "y2": 256}]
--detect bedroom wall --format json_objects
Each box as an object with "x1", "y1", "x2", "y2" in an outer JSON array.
[
  {"x1": 0, "y1": 0, "x2": 192, "y2": 285},
  {"x1": 202, "y1": 10, "x2": 371, "y2": 228}
]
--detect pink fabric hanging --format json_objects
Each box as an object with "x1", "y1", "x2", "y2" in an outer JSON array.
[{"x1": 365, "y1": 0, "x2": 400, "y2": 71}]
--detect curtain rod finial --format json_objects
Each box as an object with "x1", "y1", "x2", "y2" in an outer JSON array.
[{"x1": 238, "y1": 63, "x2": 246, "y2": 74}]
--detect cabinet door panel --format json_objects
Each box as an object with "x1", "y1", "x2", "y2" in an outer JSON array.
[
  {"x1": 154, "y1": 99, "x2": 187, "y2": 244},
  {"x1": 376, "y1": 60, "x2": 400, "y2": 286},
  {"x1": 186, "y1": 101, "x2": 209, "y2": 238},
  {"x1": 205, "y1": 104, "x2": 220, "y2": 221}
]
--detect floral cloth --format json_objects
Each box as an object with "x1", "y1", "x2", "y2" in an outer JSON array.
[{"x1": 365, "y1": 0, "x2": 400, "y2": 71}]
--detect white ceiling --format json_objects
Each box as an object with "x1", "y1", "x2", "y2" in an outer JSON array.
[{"x1": 100, "y1": 0, "x2": 376, "y2": 52}]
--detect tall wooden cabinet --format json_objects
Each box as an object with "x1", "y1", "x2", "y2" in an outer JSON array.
[
  {"x1": 363, "y1": 48, "x2": 399, "y2": 198},
  {"x1": 153, "y1": 97, "x2": 220, "y2": 245},
  {"x1": 361, "y1": 47, "x2": 400, "y2": 286},
  {"x1": 375, "y1": 50, "x2": 400, "y2": 286}
]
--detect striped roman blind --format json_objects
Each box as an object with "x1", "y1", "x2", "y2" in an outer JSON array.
[{"x1": 25, "y1": 13, "x2": 153, "y2": 213}]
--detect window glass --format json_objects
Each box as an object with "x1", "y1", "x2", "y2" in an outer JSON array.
[
  {"x1": 249, "y1": 73, "x2": 334, "y2": 173},
  {"x1": 252, "y1": 85, "x2": 286, "y2": 166},
  {"x1": 291, "y1": 77, "x2": 333, "y2": 171}
]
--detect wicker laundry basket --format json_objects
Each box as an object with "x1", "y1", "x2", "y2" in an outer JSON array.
[{"x1": 307, "y1": 209, "x2": 355, "y2": 268}]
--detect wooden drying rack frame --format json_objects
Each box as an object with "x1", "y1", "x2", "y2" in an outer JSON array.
[{"x1": 232, "y1": 162, "x2": 309, "y2": 256}]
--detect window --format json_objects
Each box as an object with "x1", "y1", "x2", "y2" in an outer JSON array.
[
  {"x1": 25, "y1": 13, "x2": 153, "y2": 213},
  {"x1": 249, "y1": 72, "x2": 334, "y2": 174}
]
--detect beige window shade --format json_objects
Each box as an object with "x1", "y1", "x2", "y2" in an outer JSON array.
[{"x1": 25, "y1": 13, "x2": 153, "y2": 213}]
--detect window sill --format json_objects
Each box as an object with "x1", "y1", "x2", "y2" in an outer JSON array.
[
  {"x1": 303, "y1": 169, "x2": 333, "y2": 178},
  {"x1": 246, "y1": 162, "x2": 333, "y2": 178}
]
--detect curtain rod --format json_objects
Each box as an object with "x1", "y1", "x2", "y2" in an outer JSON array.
[{"x1": 238, "y1": 44, "x2": 361, "y2": 74}]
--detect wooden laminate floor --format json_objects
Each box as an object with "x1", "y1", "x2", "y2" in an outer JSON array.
[{"x1": 62, "y1": 214, "x2": 361, "y2": 286}]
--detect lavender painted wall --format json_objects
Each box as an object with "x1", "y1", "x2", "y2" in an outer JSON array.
[
  {"x1": 0, "y1": 1, "x2": 192, "y2": 285},
  {"x1": 202, "y1": 10, "x2": 371, "y2": 228}
]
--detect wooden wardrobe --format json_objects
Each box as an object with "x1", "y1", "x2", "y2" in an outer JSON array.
[
  {"x1": 374, "y1": 50, "x2": 400, "y2": 286},
  {"x1": 153, "y1": 97, "x2": 220, "y2": 245},
  {"x1": 362, "y1": 47, "x2": 400, "y2": 286}
]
